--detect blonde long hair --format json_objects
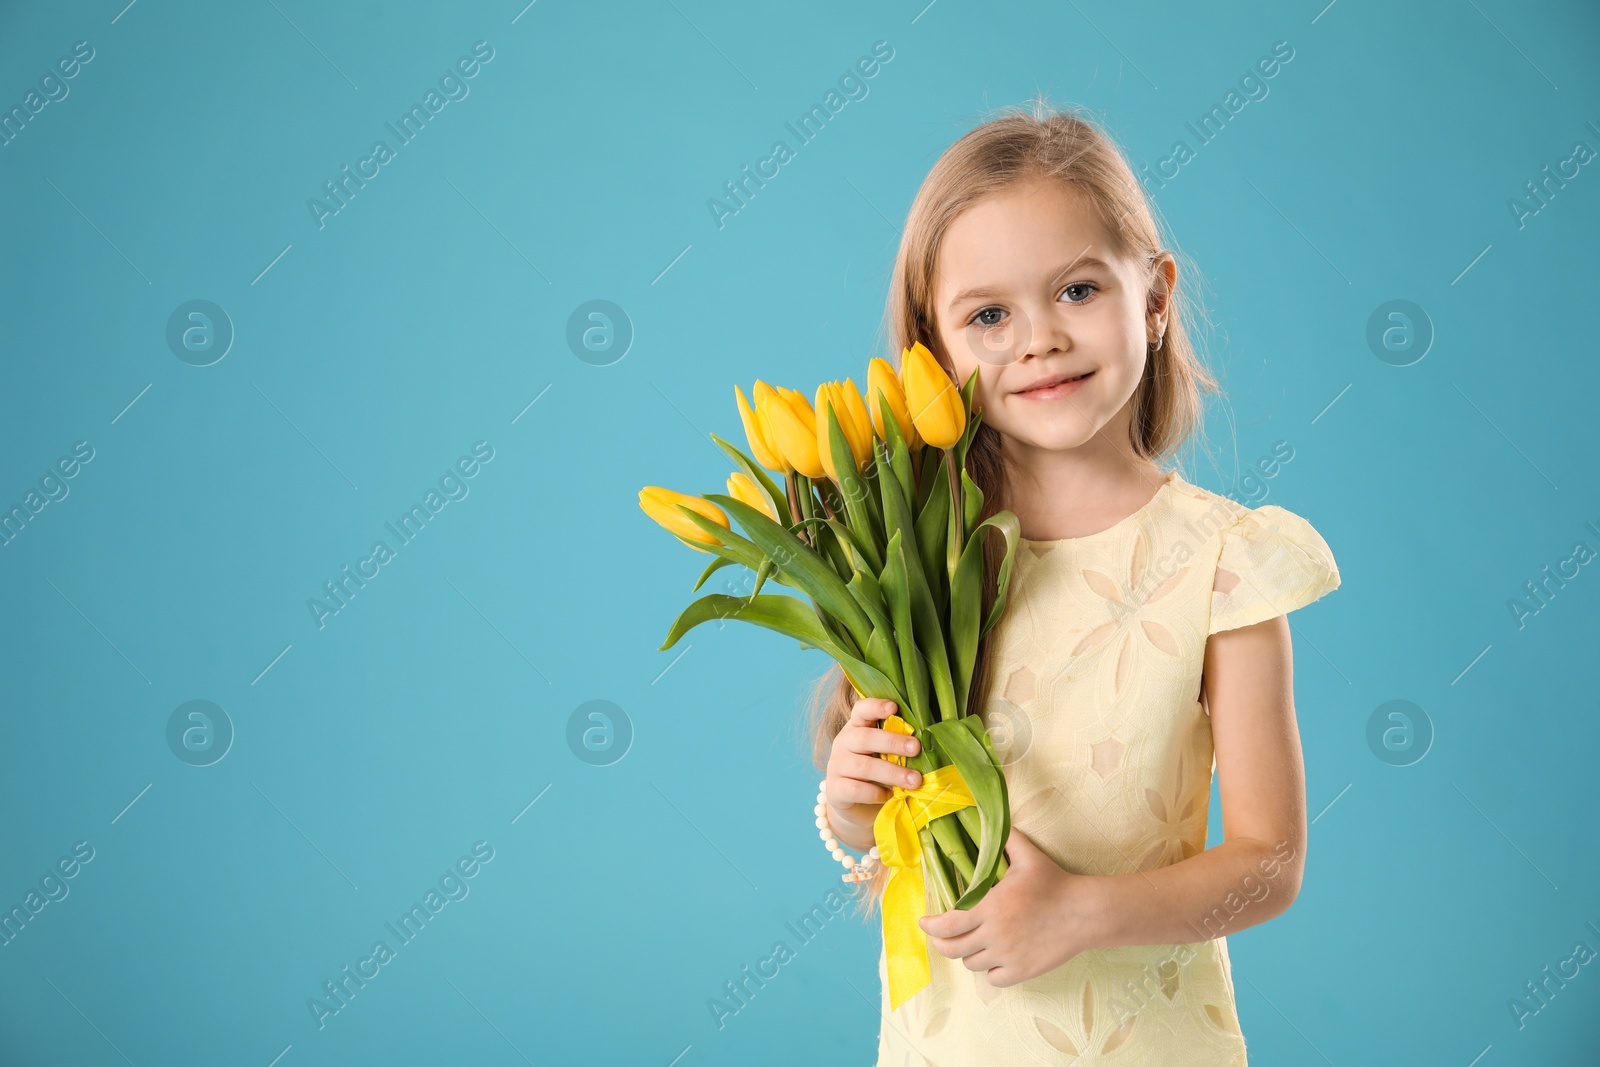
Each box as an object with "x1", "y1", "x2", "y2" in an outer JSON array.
[{"x1": 798, "y1": 97, "x2": 1220, "y2": 918}]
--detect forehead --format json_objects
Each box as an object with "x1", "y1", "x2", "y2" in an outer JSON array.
[{"x1": 934, "y1": 178, "x2": 1125, "y2": 296}]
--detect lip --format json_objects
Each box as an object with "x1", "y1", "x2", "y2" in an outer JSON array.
[{"x1": 1014, "y1": 370, "x2": 1094, "y2": 398}]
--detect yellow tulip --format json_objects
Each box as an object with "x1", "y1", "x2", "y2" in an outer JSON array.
[
  {"x1": 751, "y1": 382, "x2": 794, "y2": 475},
  {"x1": 838, "y1": 377, "x2": 874, "y2": 463},
  {"x1": 760, "y1": 383, "x2": 826, "y2": 479},
  {"x1": 815, "y1": 381, "x2": 872, "y2": 479},
  {"x1": 638, "y1": 486, "x2": 729, "y2": 553},
  {"x1": 779, "y1": 385, "x2": 814, "y2": 416},
  {"x1": 814, "y1": 382, "x2": 843, "y2": 480},
  {"x1": 868, "y1": 356, "x2": 919, "y2": 449},
  {"x1": 901, "y1": 341, "x2": 966, "y2": 449},
  {"x1": 726, "y1": 471, "x2": 776, "y2": 520},
  {"x1": 735, "y1": 385, "x2": 784, "y2": 472}
]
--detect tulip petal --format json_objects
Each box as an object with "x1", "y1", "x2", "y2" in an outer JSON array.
[
  {"x1": 736, "y1": 385, "x2": 785, "y2": 472},
  {"x1": 752, "y1": 382, "x2": 796, "y2": 476},
  {"x1": 767, "y1": 386, "x2": 825, "y2": 479},
  {"x1": 903, "y1": 342, "x2": 965, "y2": 449},
  {"x1": 868, "y1": 357, "x2": 916, "y2": 449}
]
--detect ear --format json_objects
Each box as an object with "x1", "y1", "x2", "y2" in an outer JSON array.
[{"x1": 1146, "y1": 251, "x2": 1177, "y2": 325}]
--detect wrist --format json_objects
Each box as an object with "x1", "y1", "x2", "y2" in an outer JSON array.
[
  {"x1": 1063, "y1": 872, "x2": 1119, "y2": 953},
  {"x1": 827, "y1": 800, "x2": 877, "y2": 852}
]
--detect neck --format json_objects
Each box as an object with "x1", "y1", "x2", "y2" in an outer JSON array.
[{"x1": 999, "y1": 413, "x2": 1165, "y2": 540}]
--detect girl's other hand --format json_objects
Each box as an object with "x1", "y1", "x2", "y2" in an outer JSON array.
[
  {"x1": 917, "y1": 827, "x2": 1106, "y2": 987},
  {"x1": 825, "y1": 697, "x2": 922, "y2": 853}
]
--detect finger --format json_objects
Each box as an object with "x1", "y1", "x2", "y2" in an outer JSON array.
[
  {"x1": 984, "y1": 965, "x2": 1020, "y2": 988},
  {"x1": 925, "y1": 928, "x2": 985, "y2": 961},
  {"x1": 958, "y1": 948, "x2": 998, "y2": 974},
  {"x1": 847, "y1": 697, "x2": 901, "y2": 727},
  {"x1": 1003, "y1": 825, "x2": 1039, "y2": 866},
  {"x1": 982, "y1": 966, "x2": 1017, "y2": 987},
  {"x1": 822, "y1": 776, "x2": 891, "y2": 807},
  {"x1": 842, "y1": 724, "x2": 922, "y2": 760},
  {"x1": 919, "y1": 906, "x2": 982, "y2": 939},
  {"x1": 843, "y1": 752, "x2": 922, "y2": 791}
]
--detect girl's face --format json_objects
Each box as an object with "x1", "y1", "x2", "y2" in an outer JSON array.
[{"x1": 929, "y1": 176, "x2": 1172, "y2": 460}]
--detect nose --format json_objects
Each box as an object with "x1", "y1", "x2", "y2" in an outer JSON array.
[
  {"x1": 968, "y1": 300, "x2": 1070, "y2": 369},
  {"x1": 1017, "y1": 300, "x2": 1070, "y2": 364}
]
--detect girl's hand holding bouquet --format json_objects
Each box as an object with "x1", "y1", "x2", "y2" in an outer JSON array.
[
  {"x1": 825, "y1": 696, "x2": 923, "y2": 854},
  {"x1": 637, "y1": 343, "x2": 1025, "y2": 1011}
]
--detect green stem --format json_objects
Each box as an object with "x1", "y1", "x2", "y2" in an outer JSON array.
[
  {"x1": 919, "y1": 828, "x2": 956, "y2": 913},
  {"x1": 797, "y1": 474, "x2": 816, "y2": 530},
  {"x1": 950, "y1": 808, "x2": 1007, "y2": 885},
  {"x1": 945, "y1": 448, "x2": 963, "y2": 581},
  {"x1": 954, "y1": 805, "x2": 984, "y2": 857},
  {"x1": 927, "y1": 811, "x2": 975, "y2": 889},
  {"x1": 786, "y1": 471, "x2": 806, "y2": 542}
]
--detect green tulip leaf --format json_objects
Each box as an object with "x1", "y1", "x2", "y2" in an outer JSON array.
[
  {"x1": 896, "y1": 527, "x2": 958, "y2": 724},
  {"x1": 659, "y1": 591, "x2": 831, "y2": 652},
  {"x1": 925, "y1": 716, "x2": 1009, "y2": 909},
  {"x1": 914, "y1": 461, "x2": 950, "y2": 614},
  {"x1": 880, "y1": 466, "x2": 956, "y2": 722},
  {"x1": 845, "y1": 570, "x2": 892, "y2": 635},
  {"x1": 859, "y1": 451, "x2": 886, "y2": 535},
  {"x1": 656, "y1": 592, "x2": 902, "y2": 708},
  {"x1": 673, "y1": 504, "x2": 767, "y2": 571},
  {"x1": 961, "y1": 468, "x2": 983, "y2": 539},
  {"x1": 948, "y1": 508, "x2": 1022, "y2": 713},
  {"x1": 880, "y1": 530, "x2": 931, "y2": 730},
  {"x1": 748, "y1": 557, "x2": 774, "y2": 598},
  {"x1": 710, "y1": 432, "x2": 790, "y2": 526},
  {"x1": 977, "y1": 510, "x2": 1021, "y2": 638},
  {"x1": 954, "y1": 367, "x2": 982, "y2": 470},
  {"x1": 915, "y1": 442, "x2": 942, "y2": 512},
  {"x1": 794, "y1": 515, "x2": 869, "y2": 574},
  {"x1": 817, "y1": 514, "x2": 856, "y2": 586},
  {"x1": 824, "y1": 404, "x2": 884, "y2": 574},
  {"x1": 704, "y1": 492, "x2": 875, "y2": 655},
  {"x1": 864, "y1": 624, "x2": 905, "y2": 696},
  {"x1": 873, "y1": 394, "x2": 916, "y2": 510},
  {"x1": 692, "y1": 554, "x2": 736, "y2": 592}
]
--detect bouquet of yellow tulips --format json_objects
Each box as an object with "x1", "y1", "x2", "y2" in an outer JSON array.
[{"x1": 638, "y1": 342, "x2": 1022, "y2": 1011}]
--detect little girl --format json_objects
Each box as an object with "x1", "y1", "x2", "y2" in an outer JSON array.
[{"x1": 810, "y1": 101, "x2": 1341, "y2": 1065}]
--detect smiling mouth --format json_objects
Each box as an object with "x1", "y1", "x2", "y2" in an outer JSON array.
[{"x1": 1017, "y1": 371, "x2": 1094, "y2": 394}]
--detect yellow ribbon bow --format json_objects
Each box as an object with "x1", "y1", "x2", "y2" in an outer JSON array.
[{"x1": 872, "y1": 714, "x2": 976, "y2": 1012}]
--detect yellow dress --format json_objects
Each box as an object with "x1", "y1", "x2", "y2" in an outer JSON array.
[{"x1": 874, "y1": 468, "x2": 1341, "y2": 1066}]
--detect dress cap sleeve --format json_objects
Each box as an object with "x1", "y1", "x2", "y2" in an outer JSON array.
[{"x1": 1208, "y1": 504, "x2": 1340, "y2": 635}]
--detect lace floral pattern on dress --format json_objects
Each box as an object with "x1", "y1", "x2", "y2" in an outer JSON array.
[{"x1": 873, "y1": 473, "x2": 1339, "y2": 1067}]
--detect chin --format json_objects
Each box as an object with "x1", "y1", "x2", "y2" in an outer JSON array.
[{"x1": 1004, "y1": 423, "x2": 1100, "y2": 453}]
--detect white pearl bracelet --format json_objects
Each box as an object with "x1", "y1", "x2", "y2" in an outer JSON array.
[{"x1": 816, "y1": 779, "x2": 879, "y2": 883}]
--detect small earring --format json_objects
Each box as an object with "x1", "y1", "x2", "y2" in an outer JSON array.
[{"x1": 1150, "y1": 333, "x2": 1164, "y2": 350}]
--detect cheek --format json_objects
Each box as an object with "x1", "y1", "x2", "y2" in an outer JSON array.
[
  {"x1": 972, "y1": 373, "x2": 1006, "y2": 417},
  {"x1": 935, "y1": 323, "x2": 966, "y2": 365},
  {"x1": 1112, "y1": 344, "x2": 1150, "y2": 392},
  {"x1": 937, "y1": 329, "x2": 984, "y2": 390}
]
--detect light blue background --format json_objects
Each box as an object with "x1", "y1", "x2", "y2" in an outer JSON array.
[{"x1": 2, "y1": 0, "x2": 1597, "y2": 1063}]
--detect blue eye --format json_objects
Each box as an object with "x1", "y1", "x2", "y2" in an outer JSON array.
[{"x1": 966, "y1": 282, "x2": 1099, "y2": 329}]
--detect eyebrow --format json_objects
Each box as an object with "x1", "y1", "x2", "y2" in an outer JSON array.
[{"x1": 946, "y1": 256, "x2": 1116, "y2": 313}]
